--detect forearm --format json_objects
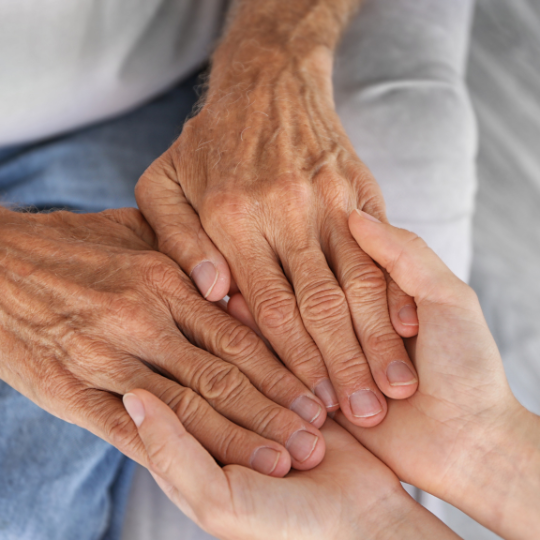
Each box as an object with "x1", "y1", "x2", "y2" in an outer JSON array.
[
  {"x1": 448, "y1": 407, "x2": 540, "y2": 539},
  {"x1": 209, "y1": 0, "x2": 362, "y2": 98}
]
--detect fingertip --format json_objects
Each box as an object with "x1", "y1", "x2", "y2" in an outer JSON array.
[
  {"x1": 287, "y1": 430, "x2": 326, "y2": 471},
  {"x1": 290, "y1": 395, "x2": 327, "y2": 428},
  {"x1": 271, "y1": 451, "x2": 293, "y2": 477},
  {"x1": 251, "y1": 445, "x2": 290, "y2": 477},
  {"x1": 390, "y1": 304, "x2": 419, "y2": 338},
  {"x1": 343, "y1": 389, "x2": 387, "y2": 428},
  {"x1": 191, "y1": 260, "x2": 231, "y2": 301},
  {"x1": 123, "y1": 392, "x2": 145, "y2": 428}
]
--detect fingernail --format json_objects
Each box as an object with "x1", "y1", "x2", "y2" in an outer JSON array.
[
  {"x1": 191, "y1": 261, "x2": 218, "y2": 299},
  {"x1": 314, "y1": 379, "x2": 339, "y2": 409},
  {"x1": 355, "y1": 209, "x2": 381, "y2": 223},
  {"x1": 398, "y1": 304, "x2": 419, "y2": 326},
  {"x1": 286, "y1": 430, "x2": 319, "y2": 464},
  {"x1": 123, "y1": 393, "x2": 145, "y2": 427},
  {"x1": 349, "y1": 389, "x2": 382, "y2": 418},
  {"x1": 250, "y1": 447, "x2": 281, "y2": 475},
  {"x1": 290, "y1": 396, "x2": 323, "y2": 424},
  {"x1": 386, "y1": 361, "x2": 418, "y2": 386}
]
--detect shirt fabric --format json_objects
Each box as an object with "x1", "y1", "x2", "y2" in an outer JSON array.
[{"x1": 0, "y1": 0, "x2": 227, "y2": 146}]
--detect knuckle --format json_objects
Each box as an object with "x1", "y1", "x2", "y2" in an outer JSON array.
[
  {"x1": 318, "y1": 175, "x2": 353, "y2": 210},
  {"x1": 138, "y1": 252, "x2": 189, "y2": 293},
  {"x1": 146, "y1": 438, "x2": 177, "y2": 478},
  {"x1": 257, "y1": 368, "x2": 298, "y2": 400},
  {"x1": 271, "y1": 175, "x2": 312, "y2": 207},
  {"x1": 201, "y1": 189, "x2": 253, "y2": 229},
  {"x1": 197, "y1": 362, "x2": 250, "y2": 405},
  {"x1": 253, "y1": 289, "x2": 297, "y2": 331},
  {"x1": 300, "y1": 280, "x2": 348, "y2": 326},
  {"x1": 104, "y1": 407, "x2": 141, "y2": 452},
  {"x1": 168, "y1": 387, "x2": 206, "y2": 429},
  {"x1": 212, "y1": 424, "x2": 250, "y2": 464},
  {"x1": 284, "y1": 341, "x2": 325, "y2": 379},
  {"x1": 343, "y1": 263, "x2": 387, "y2": 300},
  {"x1": 218, "y1": 322, "x2": 262, "y2": 361},
  {"x1": 251, "y1": 404, "x2": 295, "y2": 437},
  {"x1": 388, "y1": 234, "x2": 425, "y2": 274},
  {"x1": 331, "y1": 356, "x2": 373, "y2": 386},
  {"x1": 365, "y1": 328, "x2": 401, "y2": 355}
]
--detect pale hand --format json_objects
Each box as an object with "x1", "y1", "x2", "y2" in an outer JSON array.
[
  {"x1": 339, "y1": 210, "x2": 540, "y2": 540},
  {"x1": 123, "y1": 389, "x2": 460, "y2": 540}
]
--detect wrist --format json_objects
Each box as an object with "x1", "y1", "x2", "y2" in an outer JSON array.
[
  {"x1": 364, "y1": 491, "x2": 459, "y2": 540},
  {"x1": 444, "y1": 403, "x2": 540, "y2": 539},
  {"x1": 208, "y1": 42, "x2": 334, "y2": 107}
]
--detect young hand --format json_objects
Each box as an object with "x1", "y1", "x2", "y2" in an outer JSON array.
[
  {"x1": 123, "y1": 389, "x2": 460, "y2": 540},
  {"x1": 339, "y1": 209, "x2": 540, "y2": 540}
]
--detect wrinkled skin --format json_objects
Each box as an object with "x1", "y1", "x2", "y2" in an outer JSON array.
[
  {"x1": 0, "y1": 207, "x2": 329, "y2": 475},
  {"x1": 136, "y1": 45, "x2": 420, "y2": 428},
  {"x1": 124, "y1": 390, "x2": 458, "y2": 540}
]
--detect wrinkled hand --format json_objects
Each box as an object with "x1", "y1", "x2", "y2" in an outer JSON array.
[
  {"x1": 136, "y1": 46, "x2": 419, "y2": 427},
  {"x1": 123, "y1": 389, "x2": 459, "y2": 540},
  {"x1": 338, "y1": 210, "x2": 540, "y2": 538},
  {"x1": 0, "y1": 207, "x2": 328, "y2": 475}
]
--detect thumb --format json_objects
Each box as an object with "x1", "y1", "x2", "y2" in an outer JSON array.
[
  {"x1": 136, "y1": 156, "x2": 231, "y2": 301},
  {"x1": 123, "y1": 390, "x2": 231, "y2": 525},
  {"x1": 348, "y1": 210, "x2": 465, "y2": 306}
]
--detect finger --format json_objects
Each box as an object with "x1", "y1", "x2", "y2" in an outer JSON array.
[
  {"x1": 227, "y1": 238, "x2": 339, "y2": 412},
  {"x1": 123, "y1": 389, "x2": 231, "y2": 522},
  {"x1": 385, "y1": 271, "x2": 419, "y2": 338},
  {"x1": 75, "y1": 357, "x2": 292, "y2": 477},
  {"x1": 348, "y1": 209, "x2": 465, "y2": 305},
  {"x1": 136, "y1": 157, "x2": 231, "y2": 301},
  {"x1": 324, "y1": 219, "x2": 418, "y2": 401},
  {"x1": 158, "y1": 281, "x2": 327, "y2": 430},
  {"x1": 278, "y1": 232, "x2": 388, "y2": 427},
  {"x1": 151, "y1": 338, "x2": 326, "y2": 469},
  {"x1": 227, "y1": 292, "x2": 264, "y2": 337}
]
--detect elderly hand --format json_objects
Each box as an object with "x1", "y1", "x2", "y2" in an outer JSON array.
[
  {"x1": 338, "y1": 210, "x2": 540, "y2": 540},
  {"x1": 123, "y1": 390, "x2": 459, "y2": 540},
  {"x1": 135, "y1": 0, "x2": 419, "y2": 428},
  {"x1": 0, "y1": 207, "x2": 328, "y2": 475}
]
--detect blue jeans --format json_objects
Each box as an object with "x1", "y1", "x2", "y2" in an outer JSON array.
[{"x1": 0, "y1": 74, "x2": 199, "y2": 540}]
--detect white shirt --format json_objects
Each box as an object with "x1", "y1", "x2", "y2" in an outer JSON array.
[{"x1": 0, "y1": 0, "x2": 226, "y2": 146}]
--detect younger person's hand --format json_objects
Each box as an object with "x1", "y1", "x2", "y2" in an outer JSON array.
[
  {"x1": 123, "y1": 389, "x2": 460, "y2": 540},
  {"x1": 339, "y1": 210, "x2": 540, "y2": 540}
]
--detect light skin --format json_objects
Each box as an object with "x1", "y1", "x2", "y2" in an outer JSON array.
[
  {"x1": 339, "y1": 209, "x2": 540, "y2": 540},
  {"x1": 125, "y1": 211, "x2": 540, "y2": 540},
  {"x1": 135, "y1": 0, "x2": 420, "y2": 427},
  {"x1": 0, "y1": 206, "x2": 328, "y2": 476},
  {"x1": 123, "y1": 391, "x2": 460, "y2": 540}
]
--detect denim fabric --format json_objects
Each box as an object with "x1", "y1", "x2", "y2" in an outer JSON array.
[{"x1": 0, "y1": 73, "x2": 199, "y2": 540}]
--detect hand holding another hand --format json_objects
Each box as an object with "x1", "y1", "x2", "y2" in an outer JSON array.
[
  {"x1": 340, "y1": 210, "x2": 540, "y2": 540},
  {"x1": 124, "y1": 391, "x2": 458, "y2": 540},
  {"x1": 127, "y1": 210, "x2": 540, "y2": 540}
]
